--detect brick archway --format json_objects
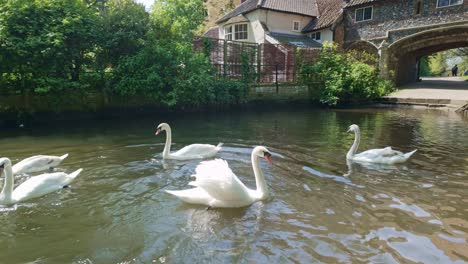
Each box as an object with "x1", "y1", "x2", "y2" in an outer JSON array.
[{"x1": 385, "y1": 25, "x2": 468, "y2": 85}]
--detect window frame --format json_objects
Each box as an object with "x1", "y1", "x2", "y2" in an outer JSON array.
[
  {"x1": 355, "y1": 6, "x2": 373, "y2": 22},
  {"x1": 436, "y1": 0, "x2": 463, "y2": 8},
  {"x1": 225, "y1": 25, "x2": 233, "y2": 40},
  {"x1": 292, "y1": 20, "x2": 300, "y2": 32},
  {"x1": 310, "y1": 31, "x2": 321, "y2": 41},
  {"x1": 234, "y1": 23, "x2": 248, "y2": 40}
]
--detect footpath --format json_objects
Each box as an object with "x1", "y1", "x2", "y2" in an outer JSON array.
[{"x1": 381, "y1": 77, "x2": 468, "y2": 111}]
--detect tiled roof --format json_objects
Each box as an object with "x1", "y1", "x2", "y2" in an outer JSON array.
[
  {"x1": 202, "y1": 27, "x2": 220, "y2": 38},
  {"x1": 302, "y1": 0, "x2": 344, "y2": 32},
  {"x1": 345, "y1": 0, "x2": 380, "y2": 8},
  {"x1": 216, "y1": 0, "x2": 259, "y2": 23},
  {"x1": 267, "y1": 32, "x2": 322, "y2": 48},
  {"x1": 217, "y1": 0, "x2": 318, "y2": 24},
  {"x1": 261, "y1": 0, "x2": 318, "y2": 17}
]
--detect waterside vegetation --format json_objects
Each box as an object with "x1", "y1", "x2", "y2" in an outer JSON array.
[{"x1": 0, "y1": 0, "x2": 393, "y2": 120}]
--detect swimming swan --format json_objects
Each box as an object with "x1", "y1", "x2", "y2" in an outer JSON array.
[
  {"x1": 13, "y1": 154, "x2": 69, "y2": 175},
  {"x1": 346, "y1": 124, "x2": 417, "y2": 164},
  {"x1": 155, "y1": 123, "x2": 222, "y2": 160},
  {"x1": 166, "y1": 146, "x2": 273, "y2": 208},
  {"x1": 0, "y1": 157, "x2": 82, "y2": 206}
]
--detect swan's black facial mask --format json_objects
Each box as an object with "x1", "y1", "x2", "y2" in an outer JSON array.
[
  {"x1": 155, "y1": 128, "x2": 162, "y2": 135},
  {"x1": 264, "y1": 152, "x2": 272, "y2": 164},
  {"x1": 0, "y1": 163, "x2": 4, "y2": 175}
]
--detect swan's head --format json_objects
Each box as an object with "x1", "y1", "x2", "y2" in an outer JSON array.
[
  {"x1": 155, "y1": 123, "x2": 170, "y2": 135},
  {"x1": 347, "y1": 124, "x2": 360, "y2": 133},
  {"x1": 253, "y1": 146, "x2": 273, "y2": 164},
  {"x1": 0, "y1": 158, "x2": 12, "y2": 175}
]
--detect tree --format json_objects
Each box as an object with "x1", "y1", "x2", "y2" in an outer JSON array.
[
  {"x1": 428, "y1": 52, "x2": 448, "y2": 76},
  {"x1": 151, "y1": 0, "x2": 207, "y2": 42},
  {"x1": 419, "y1": 56, "x2": 432, "y2": 77},
  {"x1": 96, "y1": 0, "x2": 149, "y2": 69},
  {"x1": 0, "y1": 0, "x2": 99, "y2": 92},
  {"x1": 447, "y1": 48, "x2": 468, "y2": 74}
]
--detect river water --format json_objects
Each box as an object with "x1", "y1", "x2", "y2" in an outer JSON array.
[{"x1": 0, "y1": 107, "x2": 467, "y2": 263}]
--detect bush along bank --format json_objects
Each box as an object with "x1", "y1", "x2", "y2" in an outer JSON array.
[{"x1": 299, "y1": 43, "x2": 395, "y2": 106}]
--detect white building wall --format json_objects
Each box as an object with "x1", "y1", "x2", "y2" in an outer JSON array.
[
  {"x1": 256, "y1": 10, "x2": 312, "y2": 35},
  {"x1": 218, "y1": 9, "x2": 315, "y2": 44},
  {"x1": 309, "y1": 28, "x2": 334, "y2": 44}
]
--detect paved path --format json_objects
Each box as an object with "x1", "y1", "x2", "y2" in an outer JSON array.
[{"x1": 384, "y1": 77, "x2": 468, "y2": 106}]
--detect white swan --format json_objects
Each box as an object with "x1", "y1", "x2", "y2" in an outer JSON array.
[
  {"x1": 155, "y1": 123, "x2": 223, "y2": 160},
  {"x1": 0, "y1": 157, "x2": 82, "y2": 206},
  {"x1": 166, "y1": 146, "x2": 273, "y2": 208},
  {"x1": 346, "y1": 124, "x2": 417, "y2": 164},
  {"x1": 12, "y1": 154, "x2": 69, "y2": 175}
]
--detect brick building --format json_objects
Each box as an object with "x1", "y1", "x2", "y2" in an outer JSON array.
[
  {"x1": 204, "y1": 0, "x2": 468, "y2": 84},
  {"x1": 343, "y1": 0, "x2": 467, "y2": 84}
]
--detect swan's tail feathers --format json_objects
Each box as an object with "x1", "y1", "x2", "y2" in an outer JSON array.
[
  {"x1": 216, "y1": 143, "x2": 224, "y2": 150},
  {"x1": 60, "y1": 153, "x2": 69, "y2": 161},
  {"x1": 404, "y1": 149, "x2": 417, "y2": 160},
  {"x1": 68, "y1": 168, "x2": 83, "y2": 180}
]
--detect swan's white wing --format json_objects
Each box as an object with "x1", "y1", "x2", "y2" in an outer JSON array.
[
  {"x1": 165, "y1": 188, "x2": 213, "y2": 205},
  {"x1": 189, "y1": 159, "x2": 251, "y2": 202},
  {"x1": 12, "y1": 154, "x2": 68, "y2": 174},
  {"x1": 354, "y1": 147, "x2": 416, "y2": 164},
  {"x1": 172, "y1": 144, "x2": 221, "y2": 159},
  {"x1": 12, "y1": 168, "x2": 82, "y2": 202}
]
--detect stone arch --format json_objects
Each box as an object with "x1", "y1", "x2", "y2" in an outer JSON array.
[
  {"x1": 386, "y1": 25, "x2": 468, "y2": 85},
  {"x1": 345, "y1": 40, "x2": 380, "y2": 66},
  {"x1": 346, "y1": 40, "x2": 379, "y2": 56}
]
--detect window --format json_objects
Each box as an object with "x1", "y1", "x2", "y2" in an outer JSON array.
[
  {"x1": 293, "y1": 21, "x2": 300, "y2": 32},
  {"x1": 310, "y1": 32, "x2": 321, "y2": 41},
  {"x1": 234, "y1": 24, "x2": 248, "y2": 40},
  {"x1": 415, "y1": 1, "x2": 422, "y2": 15},
  {"x1": 225, "y1": 26, "x2": 232, "y2": 40},
  {"x1": 437, "y1": 0, "x2": 462, "y2": 7},
  {"x1": 355, "y1": 6, "x2": 373, "y2": 22}
]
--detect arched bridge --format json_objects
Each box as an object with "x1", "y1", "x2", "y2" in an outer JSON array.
[{"x1": 343, "y1": 1, "x2": 467, "y2": 85}]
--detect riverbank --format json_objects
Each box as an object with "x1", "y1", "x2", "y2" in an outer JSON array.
[
  {"x1": 3, "y1": 79, "x2": 466, "y2": 129},
  {"x1": 0, "y1": 83, "x2": 316, "y2": 128}
]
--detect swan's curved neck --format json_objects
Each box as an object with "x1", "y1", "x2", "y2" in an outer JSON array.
[
  {"x1": 0, "y1": 164, "x2": 14, "y2": 203},
  {"x1": 162, "y1": 127, "x2": 172, "y2": 158},
  {"x1": 252, "y1": 153, "x2": 268, "y2": 199},
  {"x1": 347, "y1": 129, "x2": 360, "y2": 160}
]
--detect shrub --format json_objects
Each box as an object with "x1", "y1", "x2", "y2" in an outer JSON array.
[{"x1": 300, "y1": 42, "x2": 394, "y2": 106}]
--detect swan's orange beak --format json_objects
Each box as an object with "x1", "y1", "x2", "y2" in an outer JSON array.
[
  {"x1": 264, "y1": 152, "x2": 272, "y2": 165},
  {"x1": 155, "y1": 128, "x2": 161, "y2": 135}
]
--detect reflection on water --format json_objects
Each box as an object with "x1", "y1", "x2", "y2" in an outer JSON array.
[{"x1": 0, "y1": 107, "x2": 467, "y2": 263}]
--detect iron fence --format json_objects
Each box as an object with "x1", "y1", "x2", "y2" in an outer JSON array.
[{"x1": 194, "y1": 38, "x2": 321, "y2": 85}]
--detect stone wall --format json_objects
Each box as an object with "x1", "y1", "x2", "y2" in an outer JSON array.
[
  {"x1": 247, "y1": 84, "x2": 312, "y2": 102},
  {"x1": 344, "y1": 0, "x2": 467, "y2": 44}
]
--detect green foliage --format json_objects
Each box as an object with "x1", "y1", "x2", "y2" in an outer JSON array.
[
  {"x1": 0, "y1": 0, "x2": 247, "y2": 111},
  {"x1": 0, "y1": 0, "x2": 98, "y2": 93},
  {"x1": 97, "y1": 0, "x2": 149, "y2": 68},
  {"x1": 240, "y1": 47, "x2": 258, "y2": 84},
  {"x1": 447, "y1": 48, "x2": 468, "y2": 74},
  {"x1": 300, "y1": 43, "x2": 394, "y2": 106},
  {"x1": 429, "y1": 52, "x2": 448, "y2": 76},
  {"x1": 151, "y1": 0, "x2": 206, "y2": 42},
  {"x1": 419, "y1": 56, "x2": 432, "y2": 77}
]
